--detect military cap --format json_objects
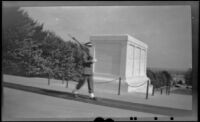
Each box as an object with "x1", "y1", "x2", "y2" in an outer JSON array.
[{"x1": 84, "y1": 41, "x2": 93, "y2": 47}]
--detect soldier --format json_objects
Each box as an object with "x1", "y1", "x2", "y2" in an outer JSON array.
[{"x1": 72, "y1": 41, "x2": 97, "y2": 100}]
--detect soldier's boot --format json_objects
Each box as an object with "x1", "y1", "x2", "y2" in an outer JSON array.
[{"x1": 89, "y1": 93, "x2": 97, "y2": 100}]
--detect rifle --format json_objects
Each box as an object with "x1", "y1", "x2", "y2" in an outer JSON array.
[
  {"x1": 68, "y1": 34, "x2": 94, "y2": 61},
  {"x1": 68, "y1": 34, "x2": 85, "y2": 50}
]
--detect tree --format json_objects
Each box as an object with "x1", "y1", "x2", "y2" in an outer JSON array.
[
  {"x1": 147, "y1": 69, "x2": 156, "y2": 86},
  {"x1": 59, "y1": 42, "x2": 80, "y2": 82},
  {"x1": 2, "y1": 7, "x2": 85, "y2": 84},
  {"x1": 3, "y1": 7, "x2": 46, "y2": 76},
  {"x1": 184, "y1": 68, "x2": 192, "y2": 86},
  {"x1": 161, "y1": 71, "x2": 172, "y2": 86},
  {"x1": 147, "y1": 68, "x2": 158, "y2": 95},
  {"x1": 155, "y1": 71, "x2": 165, "y2": 88}
]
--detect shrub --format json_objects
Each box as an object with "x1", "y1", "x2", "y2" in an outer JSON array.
[{"x1": 2, "y1": 7, "x2": 84, "y2": 82}]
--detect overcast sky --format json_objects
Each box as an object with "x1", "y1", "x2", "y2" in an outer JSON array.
[{"x1": 21, "y1": 6, "x2": 192, "y2": 71}]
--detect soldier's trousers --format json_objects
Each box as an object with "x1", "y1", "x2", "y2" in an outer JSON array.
[{"x1": 76, "y1": 75, "x2": 94, "y2": 93}]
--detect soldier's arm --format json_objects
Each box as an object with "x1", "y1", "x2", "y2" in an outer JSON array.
[
  {"x1": 83, "y1": 52, "x2": 93, "y2": 63},
  {"x1": 89, "y1": 56, "x2": 97, "y2": 63}
]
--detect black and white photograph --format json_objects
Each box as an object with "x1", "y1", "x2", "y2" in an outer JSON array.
[{"x1": 2, "y1": 1, "x2": 198, "y2": 121}]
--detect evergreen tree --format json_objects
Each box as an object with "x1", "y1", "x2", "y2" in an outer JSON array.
[
  {"x1": 184, "y1": 68, "x2": 192, "y2": 86},
  {"x1": 161, "y1": 71, "x2": 172, "y2": 86},
  {"x1": 147, "y1": 69, "x2": 156, "y2": 86},
  {"x1": 3, "y1": 7, "x2": 44, "y2": 75},
  {"x1": 3, "y1": 7, "x2": 84, "y2": 83}
]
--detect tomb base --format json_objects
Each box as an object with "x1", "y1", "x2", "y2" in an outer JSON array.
[
  {"x1": 125, "y1": 76, "x2": 153, "y2": 94},
  {"x1": 128, "y1": 83, "x2": 153, "y2": 94}
]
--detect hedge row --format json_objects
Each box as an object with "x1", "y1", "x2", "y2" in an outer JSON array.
[{"x1": 2, "y1": 7, "x2": 84, "y2": 82}]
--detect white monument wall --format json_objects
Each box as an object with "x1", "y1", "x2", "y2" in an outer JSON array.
[
  {"x1": 94, "y1": 42, "x2": 121, "y2": 77},
  {"x1": 90, "y1": 34, "x2": 152, "y2": 93}
]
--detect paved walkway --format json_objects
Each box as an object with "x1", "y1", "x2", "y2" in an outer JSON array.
[
  {"x1": 3, "y1": 74, "x2": 192, "y2": 110},
  {"x1": 3, "y1": 81, "x2": 192, "y2": 117},
  {"x1": 3, "y1": 87, "x2": 167, "y2": 121}
]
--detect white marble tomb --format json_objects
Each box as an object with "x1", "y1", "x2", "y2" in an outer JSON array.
[{"x1": 90, "y1": 34, "x2": 152, "y2": 93}]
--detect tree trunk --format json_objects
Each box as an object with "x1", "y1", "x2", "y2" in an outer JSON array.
[{"x1": 66, "y1": 80, "x2": 68, "y2": 88}]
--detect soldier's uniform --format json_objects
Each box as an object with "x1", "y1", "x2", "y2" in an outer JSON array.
[
  {"x1": 72, "y1": 42, "x2": 96, "y2": 100},
  {"x1": 75, "y1": 46, "x2": 94, "y2": 93}
]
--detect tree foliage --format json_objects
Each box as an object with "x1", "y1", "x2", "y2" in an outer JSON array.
[
  {"x1": 184, "y1": 68, "x2": 192, "y2": 86},
  {"x1": 161, "y1": 71, "x2": 172, "y2": 86},
  {"x1": 2, "y1": 7, "x2": 84, "y2": 82},
  {"x1": 147, "y1": 68, "x2": 172, "y2": 88}
]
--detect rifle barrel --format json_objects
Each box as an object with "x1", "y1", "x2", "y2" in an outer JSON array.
[{"x1": 68, "y1": 34, "x2": 85, "y2": 49}]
